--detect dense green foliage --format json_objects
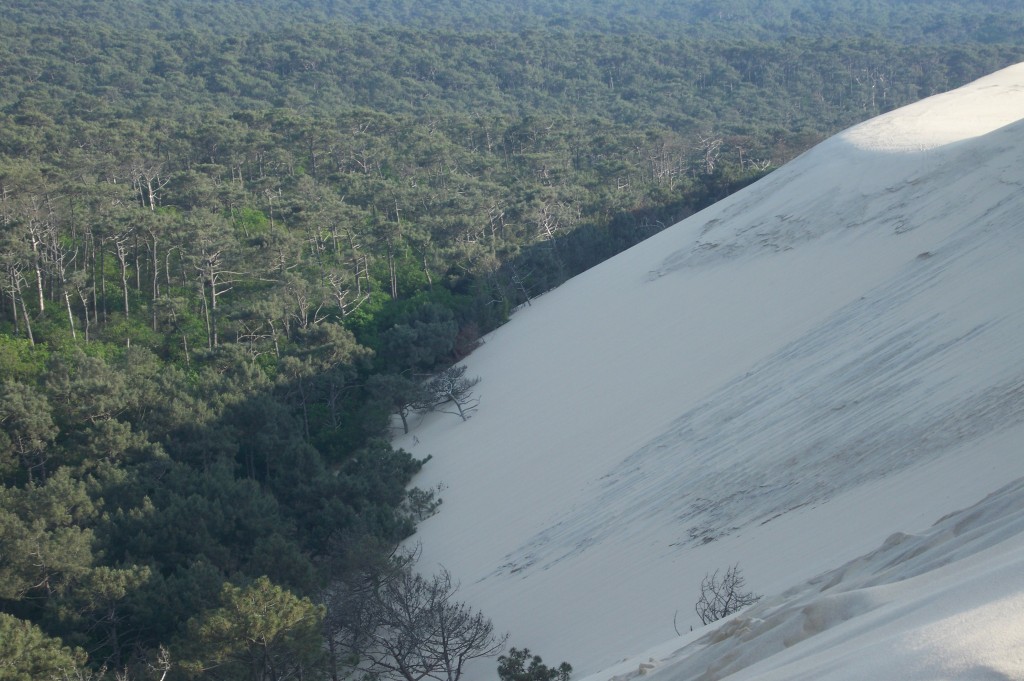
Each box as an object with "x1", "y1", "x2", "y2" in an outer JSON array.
[
  {"x1": 0, "y1": 612, "x2": 87, "y2": 681},
  {"x1": 498, "y1": 648, "x2": 572, "y2": 681},
  {"x1": 4, "y1": 0, "x2": 1023, "y2": 42},
  {"x1": 1, "y1": 0, "x2": 1022, "y2": 679}
]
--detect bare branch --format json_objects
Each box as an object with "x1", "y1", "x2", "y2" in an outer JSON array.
[
  {"x1": 694, "y1": 564, "x2": 761, "y2": 625},
  {"x1": 325, "y1": 563, "x2": 506, "y2": 681}
]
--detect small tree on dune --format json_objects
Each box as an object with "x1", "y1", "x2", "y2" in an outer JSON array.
[
  {"x1": 418, "y1": 365, "x2": 480, "y2": 421},
  {"x1": 694, "y1": 564, "x2": 761, "y2": 625}
]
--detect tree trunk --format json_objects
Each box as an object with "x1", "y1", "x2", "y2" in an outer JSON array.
[
  {"x1": 210, "y1": 278, "x2": 220, "y2": 348},
  {"x1": 386, "y1": 237, "x2": 398, "y2": 300},
  {"x1": 113, "y1": 237, "x2": 131, "y2": 319},
  {"x1": 20, "y1": 287, "x2": 34, "y2": 345},
  {"x1": 134, "y1": 231, "x2": 142, "y2": 291},
  {"x1": 30, "y1": 229, "x2": 45, "y2": 313},
  {"x1": 150, "y1": 233, "x2": 159, "y2": 332},
  {"x1": 63, "y1": 288, "x2": 76, "y2": 340},
  {"x1": 200, "y1": 280, "x2": 212, "y2": 349},
  {"x1": 99, "y1": 240, "x2": 107, "y2": 322},
  {"x1": 77, "y1": 287, "x2": 90, "y2": 342},
  {"x1": 8, "y1": 286, "x2": 17, "y2": 333}
]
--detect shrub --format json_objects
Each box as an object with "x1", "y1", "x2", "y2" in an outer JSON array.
[
  {"x1": 695, "y1": 564, "x2": 761, "y2": 625},
  {"x1": 498, "y1": 647, "x2": 572, "y2": 681}
]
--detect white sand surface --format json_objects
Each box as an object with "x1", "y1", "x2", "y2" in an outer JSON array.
[{"x1": 395, "y1": 63, "x2": 1024, "y2": 680}]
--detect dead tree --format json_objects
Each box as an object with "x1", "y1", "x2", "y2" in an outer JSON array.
[
  {"x1": 326, "y1": 564, "x2": 506, "y2": 681},
  {"x1": 131, "y1": 161, "x2": 170, "y2": 211},
  {"x1": 1, "y1": 257, "x2": 34, "y2": 344},
  {"x1": 695, "y1": 564, "x2": 761, "y2": 625},
  {"x1": 419, "y1": 366, "x2": 480, "y2": 421}
]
